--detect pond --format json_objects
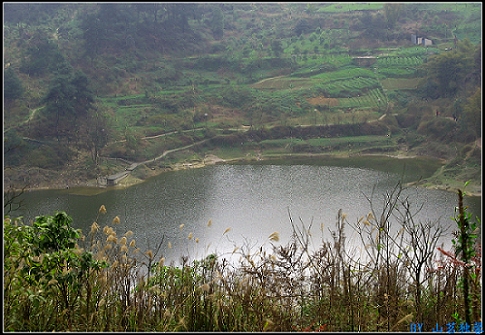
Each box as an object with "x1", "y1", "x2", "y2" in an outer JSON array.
[{"x1": 8, "y1": 156, "x2": 481, "y2": 266}]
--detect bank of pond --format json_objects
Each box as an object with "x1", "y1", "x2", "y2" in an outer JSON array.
[
  {"x1": 9, "y1": 156, "x2": 481, "y2": 261},
  {"x1": 5, "y1": 156, "x2": 482, "y2": 331}
]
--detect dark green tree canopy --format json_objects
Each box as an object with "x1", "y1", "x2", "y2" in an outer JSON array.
[
  {"x1": 294, "y1": 19, "x2": 313, "y2": 36},
  {"x1": 4, "y1": 67, "x2": 24, "y2": 101},
  {"x1": 271, "y1": 40, "x2": 284, "y2": 57},
  {"x1": 43, "y1": 69, "x2": 94, "y2": 119},
  {"x1": 41, "y1": 65, "x2": 95, "y2": 142},
  {"x1": 79, "y1": 3, "x2": 203, "y2": 57},
  {"x1": 210, "y1": 6, "x2": 224, "y2": 40},
  {"x1": 420, "y1": 39, "x2": 477, "y2": 98},
  {"x1": 19, "y1": 32, "x2": 65, "y2": 76}
]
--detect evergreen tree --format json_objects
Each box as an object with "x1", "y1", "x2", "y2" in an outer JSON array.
[
  {"x1": 42, "y1": 64, "x2": 94, "y2": 142},
  {"x1": 4, "y1": 67, "x2": 24, "y2": 101},
  {"x1": 422, "y1": 42, "x2": 475, "y2": 98},
  {"x1": 211, "y1": 6, "x2": 224, "y2": 40},
  {"x1": 271, "y1": 40, "x2": 284, "y2": 57}
]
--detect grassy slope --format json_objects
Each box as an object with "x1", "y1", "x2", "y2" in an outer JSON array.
[{"x1": 3, "y1": 3, "x2": 481, "y2": 193}]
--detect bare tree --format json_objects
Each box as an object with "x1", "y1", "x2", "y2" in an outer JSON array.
[
  {"x1": 349, "y1": 182, "x2": 448, "y2": 329},
  {"x1": 389, "y1": 192, "x2": 449, "y2": 323},
  {"x1": 4, "y1": 183, "x2": 28, "y2": 216}
]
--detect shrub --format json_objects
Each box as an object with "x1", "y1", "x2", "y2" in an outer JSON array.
[
  {"x1": 4, "y1": 212, "x2": 108, "y2": 331},
  {"x1": 417, "y1": 117, "x2": 457, "y2": 142},
  {"x1": 4, "y1": 191, "x2": 481, "y2": 331}
]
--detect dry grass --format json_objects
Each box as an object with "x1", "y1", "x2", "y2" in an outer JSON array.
[
  {"x1": 3, "y1": 186, "x2": 482, "y2": 332},
  {"x1": 307, "y1": 95, "x2": 340, "y2": 107}
]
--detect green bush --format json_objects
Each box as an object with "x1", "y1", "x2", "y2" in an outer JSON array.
[
  {"x1": 4, "y1": 212, "x2": 108, "y2": 331},
  {"x1": 4, "y1": 193, "x2": 481, "y2": 331},
  {"x1": 4, "y1": 67, "x2": 24, "y2": 100},
  {"x1": 417, "y1": 117, "x2": 457, "y2": 142}
]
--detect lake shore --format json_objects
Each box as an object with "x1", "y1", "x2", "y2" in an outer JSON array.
[
  {"x1": 7, "y1": 151, "x2": 480, "y2": 198},
  {"x1": 98, "y1": 152, "x2": 483, "y2": 197}
]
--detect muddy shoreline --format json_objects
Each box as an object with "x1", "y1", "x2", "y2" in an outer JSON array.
[{"x1": 5, "y1": 152, "x2": 481, "y2": 197}]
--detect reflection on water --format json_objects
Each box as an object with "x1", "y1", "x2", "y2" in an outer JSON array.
[{"x1": 8, "y1": 158, "x2": 481, "y2": 266}]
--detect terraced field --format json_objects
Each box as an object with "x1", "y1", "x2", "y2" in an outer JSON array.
[
  {"x1": 377, "y1": 56, "x2": 422, "y2": 67},
  {"x1": 311, "y1": 67, "x2": 377, "y2": 82},
  {"x1": 338, "y1": 88, "x2": 387, "y2": 108},
  {"x1": 381, "y1": 78, "x2": 420, "y2": 90},
  {"x1": 375, "y1": 55, "x2": 425, "y2": 77},
  {"x1": 315, "y1": 76, "x2": 380, "y2": 96},
  {"x1": 317, "y1": 2, "x2": 383, "y2": 12},
  {"x1": 253, "y1": 62, "x2": 388, "y2": 110},
  {"x1": 120, "y1": 46, "x2": 430, "y2": 124},
  {"x1": 251, "y1": 77, "x2": 312, "y2": 90}
]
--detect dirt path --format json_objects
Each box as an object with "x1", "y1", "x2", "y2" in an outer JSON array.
[
  {"x1": 26, "y1": 106, "x2": 41, "y2": 123},
  {"x1": 104, "y1": 139, "x2": 211, "y2": 185},
  {"x1": 252, "y1": 75, "x2": 285, "y2": 85},
  {"x1": 4, "y1": 106, "x2": 43, "y2": 133},
  {"x1": 106, "y1": 128, "x2": 205, "y2": 145},
  {"x1": 138, "y1": 138, "x2": 210, "y2": 165}
]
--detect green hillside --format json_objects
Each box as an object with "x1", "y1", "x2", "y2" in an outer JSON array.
[{"x1": 3, "y1": 3, "x2": 481, "y2": 192}]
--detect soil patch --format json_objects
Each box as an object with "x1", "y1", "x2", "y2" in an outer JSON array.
[
  {"x1": 307, "y1": 95, "x2": 340, "y2": 107},
  {"x1": 203, "y1": 154, "x2": 225, "y2": 165}
]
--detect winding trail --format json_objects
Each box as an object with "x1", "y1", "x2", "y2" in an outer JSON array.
[
  {"x1": 106, "y1": 128, "x2": 205, "y2": 145},
  {"x1": 4, "y1": 106, "x2": 43, "y2": 133},
  {"x1": 104, "y1": 139, "x2": 210, "y2": 185}
]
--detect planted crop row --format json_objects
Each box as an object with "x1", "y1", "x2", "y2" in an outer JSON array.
[
  {"x1": 380, "y1": 78, "x2": 420, "y2": 90},
  {"x1": 337, "y1": 88, "x2": 386, "y2": 108},
  {"x1": 376, "y1": 56, "x2": 423, "y2": 68},
  {"x1": 320, "y1": 54, "x2": 353, "y2": 68},
  {"x1": 377, "y1": 67, "x2": 419, "y2": 78},
  {"x1": 312, "y1": 67, "x2": 376, "y2": 83},
  {"x1": 369, "y1": 87, "x2": 387, "y2": 103},
  {"x1": 317, "y1": 2, "x2": 383, "y2": 12},
  {"x1": 386, "y1": 46, "x2": 434, "y2": 58},
  {"x1": 316, "y1": 76, "x2": 380, "y2": 97},
  {"x1": 338, "y1": 76, "x2": 379, "y2": 90}
]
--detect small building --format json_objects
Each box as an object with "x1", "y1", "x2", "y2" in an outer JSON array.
[
  {"x1": 106, "y1": 171, "x2": 130, "y2": 186},
  {"x1": 411, "y1": 34, "x2": 417, "y2": 44},
  {"x1": 411, "y1": 34, "x2": 432, "y2": 46}
]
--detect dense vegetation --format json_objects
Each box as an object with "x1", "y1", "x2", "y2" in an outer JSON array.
[
  {"x1": 2, "y1": 3, "x2": 482, "y2": 331},
  {"x1": 4, "y1": 185, "x2": 481, "y2": 331},
  {"x1": 3, "y1": 3, "x2": 481, "y2": 192}
]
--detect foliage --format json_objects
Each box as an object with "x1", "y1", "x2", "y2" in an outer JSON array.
[
  {"x1": 3, "y1": 3, "x2": 63, "y2": 25},
  {"x1": 19, "y1": 32, "x2": 65, "y2": 76},
  {"x1": 458, "y1": 87, "x2": 481, "y2": 141},
  {"x1": 41, "y1": 66, "x2": 95, "y2": 142},
  {"x1": 383, "y1": 3, "x2": 402, "y2": 28},
  {"x1": 78, "y1": 3, "x2": 204, "y2": 58},
  {"x1": 85, "y1": 106, "x2": 112, "y2": 167},
  {"x1": 419, "y1": 40, "x2": 477, "y2": 98},
  {"x1": 4, "y1": 67, "x2": 24, "y2": 101},
  {"x1": 271, "y1": 39, "x2": 285, "y2": 57},
  {"x1": 2, "y1": 3, "x2": 481, "y2": 189},
  {"x1": 294, "y1": 19, "x2": 314, "y2": 36},
  {"x1": 417, "y1": 117, "x2": 458, "y2": 143},
  {"x1": 452, "y1": 189, "x2": 480, "y2": 325},
  {"x1": 437, "y1": 187, "x2": 481, "y2": 326},
  {"x1": 4, "y1": 212, "x2": 108, "y2": 331},
  {"x1": 4, "y1": 188, "x2": 481, "y2": 331},
  {"x1": 210, "y1": 5, "x2": 224, "y2": 40}
]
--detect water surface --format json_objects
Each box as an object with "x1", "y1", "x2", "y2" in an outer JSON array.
[{"x1": 9, "y1": 157, "x2": 481, "y2": 265}]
